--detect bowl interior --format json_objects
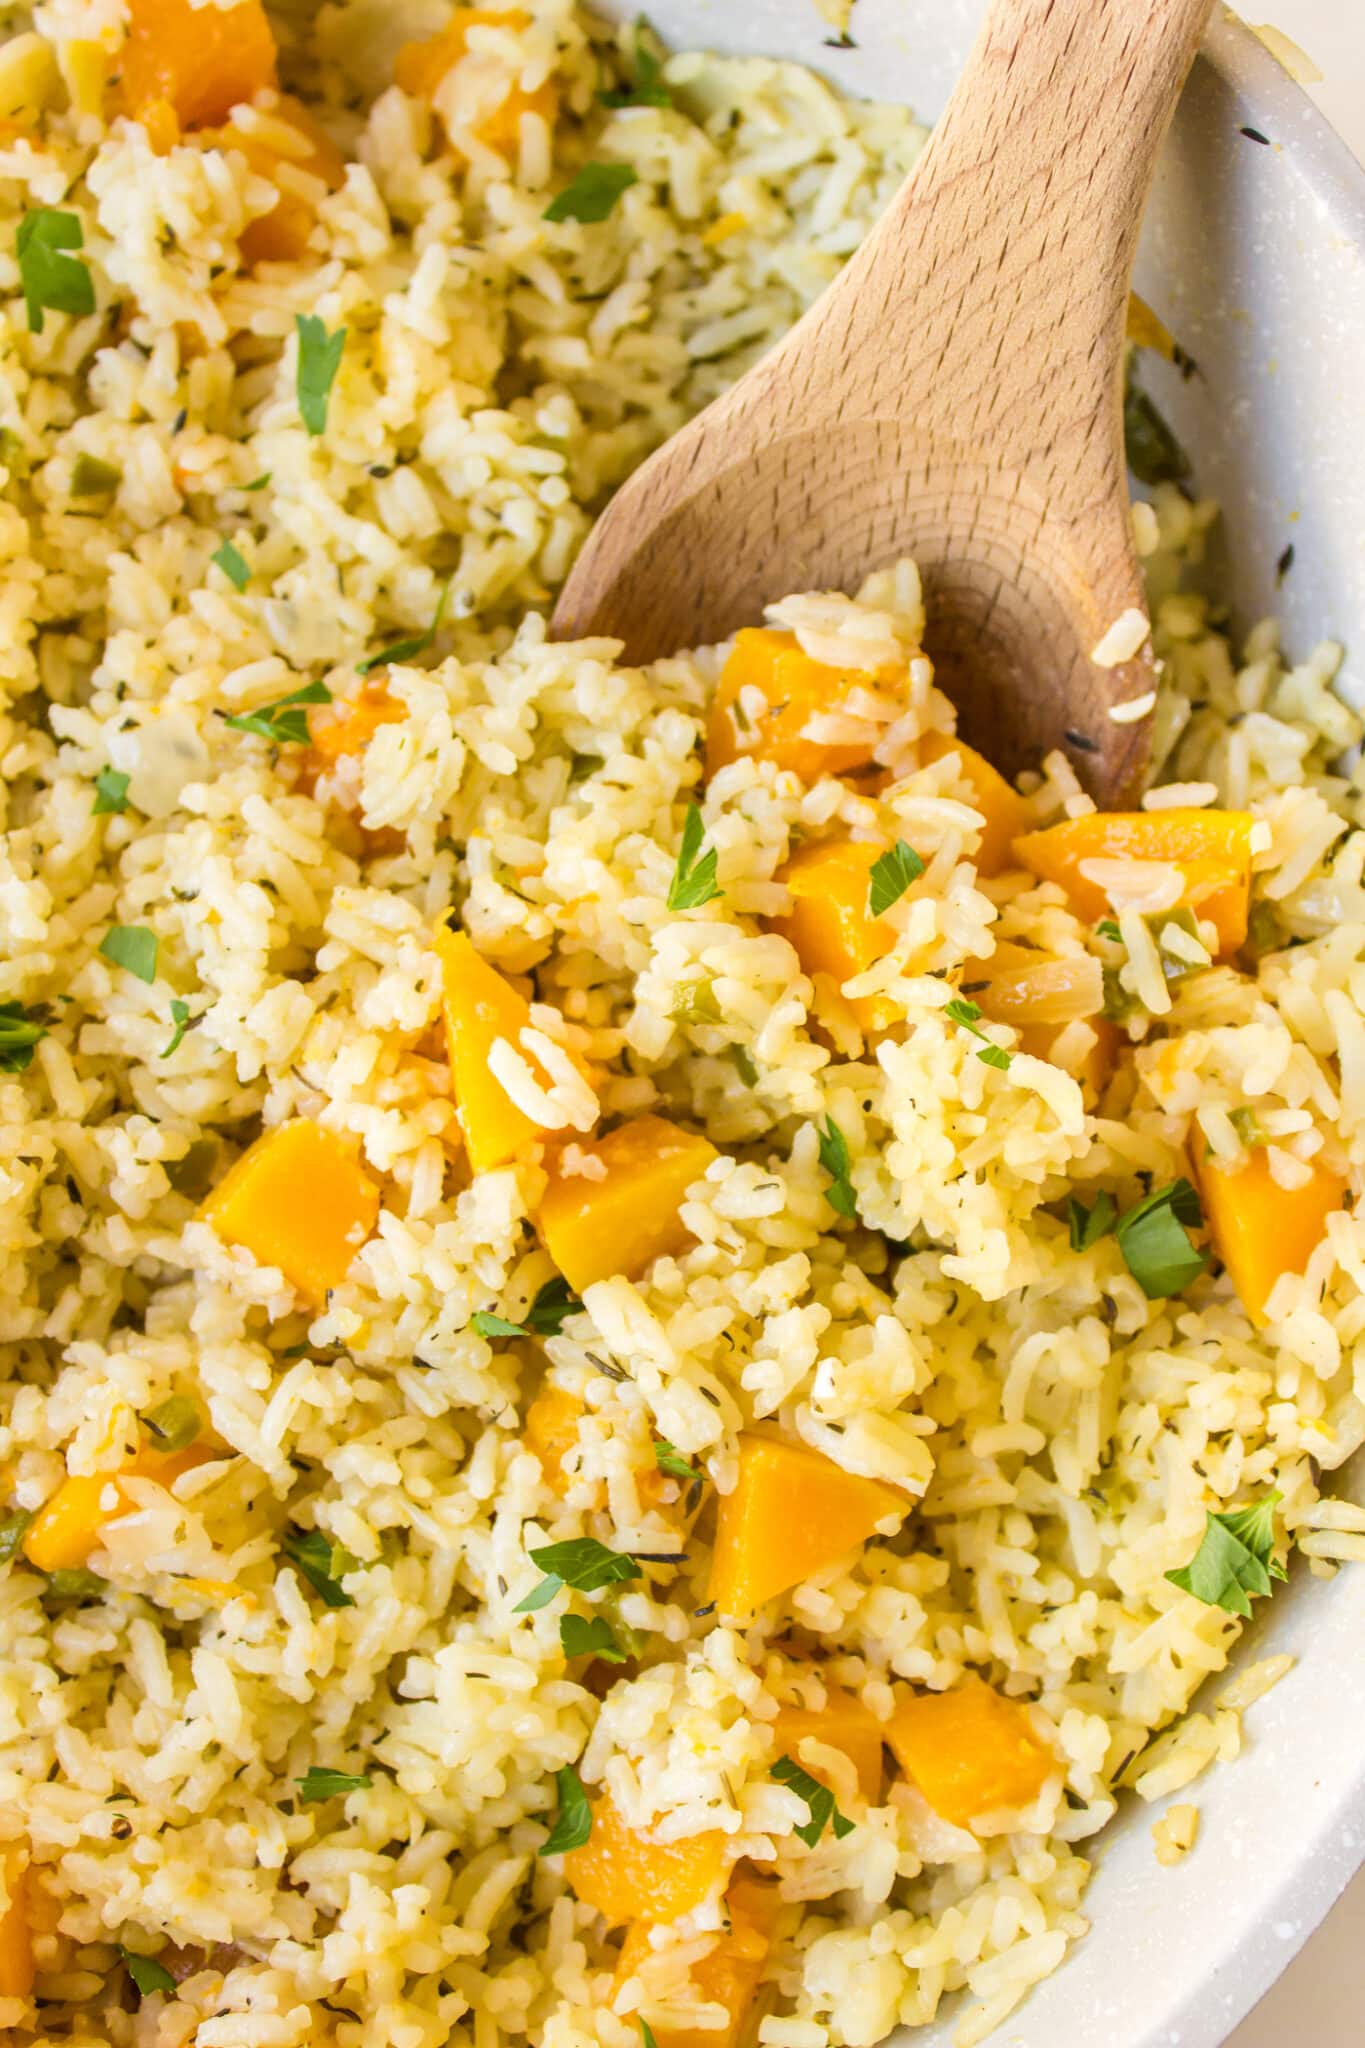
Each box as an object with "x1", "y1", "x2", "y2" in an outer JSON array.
[{"x1": 598, "y1": 4, "x2": 1365, "y2": 2044}]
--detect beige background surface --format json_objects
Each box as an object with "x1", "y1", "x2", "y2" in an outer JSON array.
[{"x1": 1223, "y1": 15, "x2": 1364, "y2": 2045}]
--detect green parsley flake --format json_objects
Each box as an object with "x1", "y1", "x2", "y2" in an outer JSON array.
[
  {"x1": 653, "y1": 1439, "x2": 694, "y2": 1481},
  {"x1": 0, "y1": 1000, "x2": 49, "y2": 1073},
  {"x1": 817, "y1": 1115, "x2": 857, "y2": 1218},
  {"x1": 1067, "y1": 1190, "x2": 1117, "y2": 1252},
  {"x1": 559, "y1": 1611, "x2": 629, "y2": 1663},
  {"x1": 0, "y1": 1507, "x2": 34, "y2": 1562},
  {"x1": 524, "y1": 1276, "x2": 583, "y2": 1336},
  {"x1": 44, "y1": 1566, "x2": 106, "y2": 1602},
  {"x1": 17, "y1": 209, "x2": 95, "y2": 334},
  {"x1": 771, "y1": 1753, "x2": 855, "y2": 1847},
  {"x1": 1114, "y1": 1177, "x2": 1207, "y2": 1299},
  {"x1": 1165, "y1": 1491, "x2": 1287, "y2": 1618},
  {"x1": 539, "y1": 1762, "x2": 592, "y2": 1855},
  {"x1": 224, "y1": 679, "x2": 331, "y2": 746},
  {"x1": 514, "y1": 1535, "x2": 643, "y2": 1612},
  {"x1": 160, "y1": 998, "x2": 192, "y2": 1059},
  {"x1": 543, "y1": 162, "x2": 638, "y2": 224},
  {"x1": 100, "y1": 925, "x2": 158, "y2": 984},
  {"x1": 640, "y1": 2022, "x2": 659, "y2": 2048},
  {"x1": 943, "y1": 995, "x2": 1012, "y2": 1070},
  {"x1": 357, "y1": 579, "x2": 451, "y2": 676},
  {"x1": 92, "y1": 766, "x2": 131, "y2": 815},
  {"x1": 119, "y1": 1946, "x2": 176, "y2": 2000},
  {"x1": 211, "y1": 540, "x2": 250, "y2": 591},
  {"x1": 295, "y1": 314, "x2": 347, "y2": 436},
  {"x1": 867, "y1": 839, "x2": 925, "y2": 917},
  {"x1": 472, "y1": 1310, "x2": 526, "y2": 1339},
  {"x1": 600, "y1": 17, "x2": 672, "y2": 107},
  {"x1": 283, "y1": 1526, "x2": 360, "y2": 1609},
  {"x1": 296, "y1": 1766, "x2": 373, "y2": 1803},
  {"x1": 667, "y1": 803, "x2": 722, "y2": 911}
]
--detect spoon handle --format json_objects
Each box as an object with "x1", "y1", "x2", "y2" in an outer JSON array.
[{"x1": 840, "y1": 0, "x2": 1216, "y2": 454}]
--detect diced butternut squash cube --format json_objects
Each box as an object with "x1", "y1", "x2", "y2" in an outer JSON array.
[
  {"x1": 536, "y1": 1115, "x2": 717, "y2": 1295},
  {"x1": 524, "y1": 1385, "x2": 587, "y2": 1495},
  {"x1": 886, "y1": 1682, "x2": 1056, "y2": 1829},
  {"x1": 771, "y1": 1683, "x2": 884, "y2": 1803},
  {"x1": 121, "y1": 0, "x2": 277, "y2": 133},
  {"x1": 436, "y1": 924, "x2": 590, "y2": 1173},
  {"x1": 709, "y1": 1435, "x2": 909, "y2": 1618},
  {"x1": 706, "y1": 628, "x2": 906, "y2": 785},
  {"x1": 24, "y1": 1441, "x2": 215, "y2": 1574},
  {"x1": 613, "y1": 1871, "x2": 780, "y2": 2048},
  {"x1": 0, "y1": 1843, "x2": 32, "y2": 1999},
  {"x1": 199, "y1": 1117, "x2": 379, "y2": 1306},
  {"x1": 212, "y1": 95, "x2": 346, "y2": 265},
  {"x1": 303, "y1": 679, "x2": 403, "y2": 776},
  {"x1": 1199, "y1": 1147, "x2": 1346, "y2": 1327},
  {"x1": 769, "y1": 839, "x2": 901, "y2": 1035},
  {"x1": 1014, "y1": 810, "x2": 1254, "y2": 956},
  {"x1": 918, "y1": 731, "x2": 1032, "y2": 877},
  {"x1": 564, "y1": 1792, "x2": 728, "y2": 1926},
  {"x1": 395, "y1": 9, "x2": 556, "y2": 156}
]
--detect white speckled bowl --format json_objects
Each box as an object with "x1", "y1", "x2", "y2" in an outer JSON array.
[{"x1": 601, "y1": 4, "x2": 1365, "y2": 2042}]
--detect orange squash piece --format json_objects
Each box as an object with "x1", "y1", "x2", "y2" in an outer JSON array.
[
  {"x1": 121, "y1": 0, "x2": 277, "y2": 133},
  {"x1": 304, "y1": 680, "x2": 403, "y2": 775},
  {"x1": 769, "y1": 839, "x2": 902, "y2": 1035},
  {"x1": 613, "y1": 1871, "x2": 780, "y2": 2048},
  {"x1": 918, "y1": 731, "x2": 1032, "y2": 877},
  {"x1": 0, "y1": 1843, "x2": 32, "y2": 1999},
  {"x1": 1014, "y1": 809, "x2": 1255, "y2": 956},
  {"x1": 24, "y1": 1440, "x2": 215, "y2": 1574},
  {"x1": 536, "y1": 1115, "x2": 718, "y2": 1295},
  {"x1": 564, "y1": 1792, "x2": 728, "y2": 1926},
  {"x1": 212, "y1": 96, "x2": 346, "y2": 265},
  {"x1": 706, "y1": 628, "x2": 906, "y2": 785},
  {"x1": 199, "y1": 1117, "x2": 380, "y2": 1306},
  {"x1": 771, "y1": 1683, "x2": 884, "y2": 1803},
  {"x1": 886, "y1": 1682, "x2": 1056, "y2": 1829},
  {"x1": 436, "y1": 924, "x2": 589, "y2": 1173},
  {"x1": 1199, "y1": 1148, "x2": 1346, "y2": 1327},
  {"x1": 524, "y1": 1385, "x2": 588, "y2": 1495},
  {"x1": 709, "y1": 1435, "x2": 909, "y2": 1618},
  {"x1": 395, "y1": 9, "x2": 556, "y2": 156}
]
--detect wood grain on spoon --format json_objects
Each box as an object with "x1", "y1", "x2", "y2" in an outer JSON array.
[{"x1": 553, "y1": 0, "x2": 1216, "y2": 804}]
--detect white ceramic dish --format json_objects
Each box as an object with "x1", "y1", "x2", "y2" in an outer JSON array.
[{"x1": 595, "y1": 4, "x2": 1365, "y2": 2043}]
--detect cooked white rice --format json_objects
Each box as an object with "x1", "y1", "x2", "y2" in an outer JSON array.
[{"x1": 0, "y1": 6, "x2": 1361, "y2": 2048}]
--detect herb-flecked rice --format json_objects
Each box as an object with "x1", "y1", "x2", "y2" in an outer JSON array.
[{"x1": 0, "y1": 5, "x2": 1362, "y2": 2048}]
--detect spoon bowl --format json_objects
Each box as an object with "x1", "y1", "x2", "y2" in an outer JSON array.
[{"x1": 554, "y1": 0, "x2": 1216, "y2": 802}]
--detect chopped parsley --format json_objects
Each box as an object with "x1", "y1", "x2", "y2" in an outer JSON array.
[
  {"x1": 472, "y1": 1310, "x2": 526, "y2": 1339},
  {"x1": 142, "y1": 1395, "x2": 201, "y2": 1452},
  {"x1": 514, "y1": 1536, "x2": 642, "y2": 1611},
  {"x1": 244, "y1": 472, "x2": 271, "y2": 492},
  {"x1": 1115, "y1": 1177, "x2": 1207, "y2": 1298},
  {"x1": 44, "y1": 1566, "x2": 106, "y2": 1602},
  {"x1": 943, "y1": 996, "x2": 1012, "y2": 1070},
  {"x1": 0, "y1": 1508, "x2": 33, "y2": 1562},
  {"x1": 160, "y1": 998, "x2": 192, "y2": 1059},
  {"x1": 211, "y1": 540, "x2": 250, "y2": 590},
  {"x1": 282, "y1": 1526, "x2": 360, "y2": 1609},
  {"x1": 771, "y1": 1753, "x2": 855, "y2": 1847},
  {"x1": 1067, "y1": 1190, "x2": 1117, "y2": 1252},
  {"x1": 667, "y1": 803, "x2": 722, "y2": 911},
  {"x1": 670, "y1": 976, "x2": 722, "y2": 1025},
  {"x1": 653, "y1": 1439, "x2": 694, "y2": 1481},
  {"x1": 100, "y1": 924, "x2": 158, "y2": 984},
  {"x1": 543, "y1": 162, "x2": 638, "y2": 225},
  {"x1": 817, "y1": 1115, "x2": 857, "y2": 1218},
  {"x1": 224, "y1": 679, "x2": 331, "y2": 746},
  {"x1": 0, "y1": 1000, "x2": 48, "y2": 1072},
  {"x1": 17, "y1": 208, "x2": 95, "y2": 333},
  {"x1": 867, "y1": 840, "x2": 925, "y2": 917},
  {"x1": 539, "y1": 1762, "x2": 592, "y2": 1855},
  {"x1": 357, "y1": 579, "x2": 450, "y2": 676},
  {"x1": 119, "y1": 1946, "x2": 176, "y2": 2000},
  {"x1": 1229, "y1": 1106, "x2": 1265, "y2": 1150},
  {"x1": 600, "y1": 16, "x2": 672, "y2": 107},
  {"x1": 525, "y1": 1276, "x2": 583, "y2": 1336},
  {"x1": 559, "y1": 1611, "x2": 629, "y2": 1663},
  {"x1": 1166, "y1": 1491, "x2": 1287, "y2": 1618},
  {"x1": 296, "y1": 1766, "x2": 372, "y2": 1803},
  {"x1": 71, "y1": 452, "x2": 121, "y2": 496},
  {"x1": 295, "y1": 314, "x2": 346, "y2": 436},
  {"x1": 640, "y1": 2023, "x2": 659, "y2": 2048},
  {"x1": 92, "y1": 766, "x2": 131, "y2": 815},
  {"x1": 1096, "y1": 919, "x2": 1122, "y2": 943}
]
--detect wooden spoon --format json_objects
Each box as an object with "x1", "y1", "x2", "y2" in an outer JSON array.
[{"x1": 553, "y1": 0, "x2": 1215, "y2": 803}]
